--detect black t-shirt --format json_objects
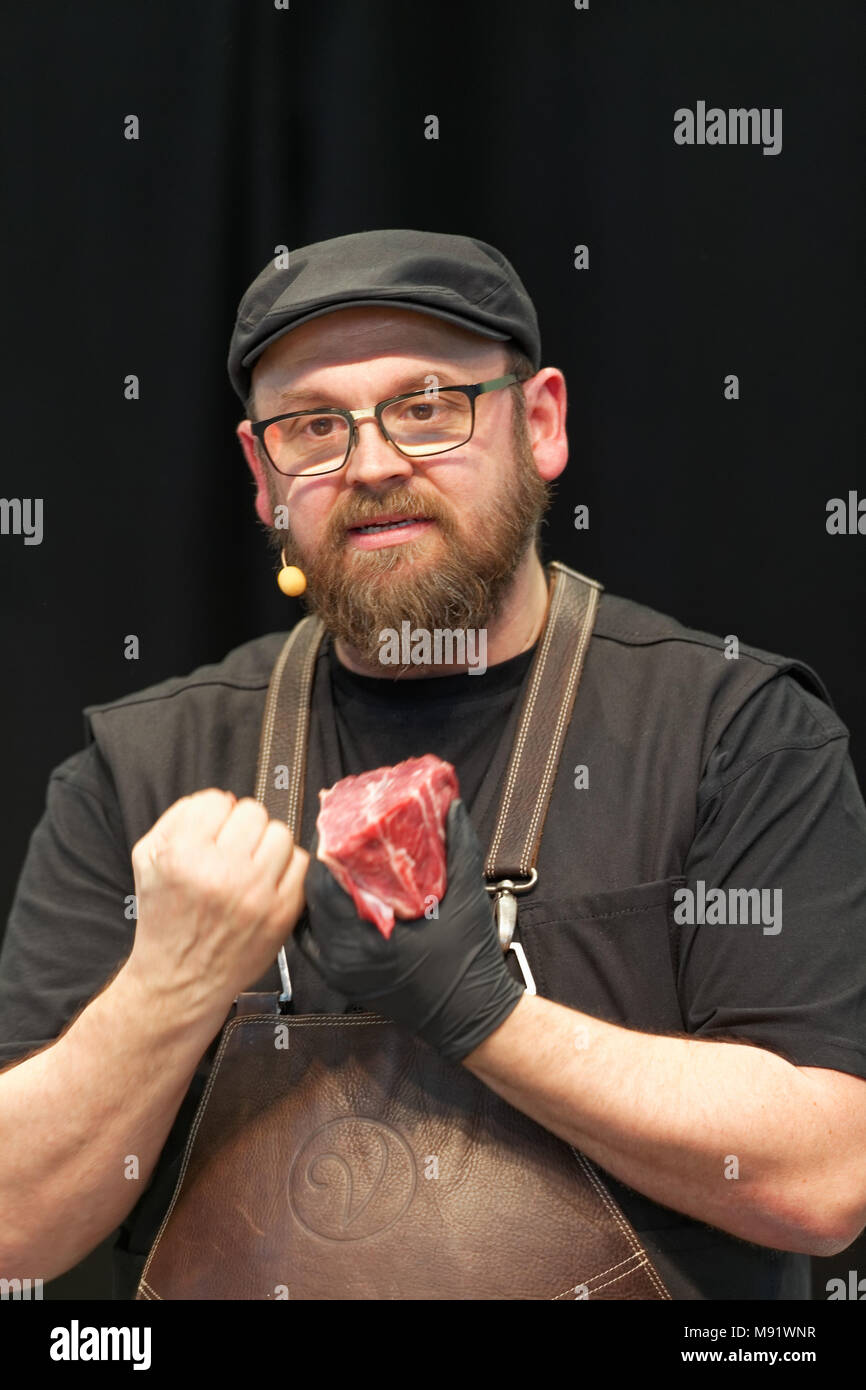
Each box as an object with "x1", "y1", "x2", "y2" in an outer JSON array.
[
  {"x1": 2, "y1": 583, "x2": 865, "y2": 1301},
  {"x1": 327, "y1": 634, "x2": 535, "y2": 802}
]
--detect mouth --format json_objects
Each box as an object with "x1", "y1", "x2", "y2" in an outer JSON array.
[
  {"x1": 347, "y1": 513, "x2": 431, "y2": 535},
  {"x1": 345, "y1": 514, "x2": 435, "y2": 550}
]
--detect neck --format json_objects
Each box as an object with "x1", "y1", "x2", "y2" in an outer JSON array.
[{"x1": 333, "y1": 549, "x2": 551, "y2": 679}]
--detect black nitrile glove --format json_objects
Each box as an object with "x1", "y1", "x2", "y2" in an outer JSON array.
[{"x1": 296, "y1": 797, "x2": 525, "y2": 1063}]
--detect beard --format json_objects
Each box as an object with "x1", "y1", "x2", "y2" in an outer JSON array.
[{"x1": 265, "y1": 406, "x2": 552, "y2": 668}]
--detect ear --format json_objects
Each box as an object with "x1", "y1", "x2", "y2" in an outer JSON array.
[
  {"x1": 236, "y1": 421, "x2": 275, "y2": 528},
  {"x1": 522, "y1": 368, "x2": 569, "y2": 483}
]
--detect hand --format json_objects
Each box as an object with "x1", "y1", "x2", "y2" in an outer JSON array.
[
  {"x1": 296, "y1": 798, "x2": 524, "y2": 1062},
  {"x1": 126, "y1": 790, "x2": 309, "y2": 1021}
]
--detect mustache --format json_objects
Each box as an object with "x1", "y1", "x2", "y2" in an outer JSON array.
[{"x1": 326, "y1": 488, "x2": 453, "y2": 538}]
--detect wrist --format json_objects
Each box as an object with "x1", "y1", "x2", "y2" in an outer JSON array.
[
  {"x1": 458, "y1": 987, "x2": 530, "y2": 1069},
  {"x1": 428, "y1": 969, "x2": 525, "y2": 1065},
  {"x1": 114, "y1": 957, "x2": 230, "y2": 1040}
]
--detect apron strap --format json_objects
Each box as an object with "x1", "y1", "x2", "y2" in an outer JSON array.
[
  {"x1": 485, "y1": 561, "x2": 601, "y2": 878},
  {"x1": 255, "y1": 611, "x2": 325, "y2": 831}
]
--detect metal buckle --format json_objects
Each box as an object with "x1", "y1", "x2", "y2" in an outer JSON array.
[
  {"x1": 484, "y1": 870, "x2": 538, "y2": 949},
  {"x1": 485, "y1": 870, "x2": 538, "y2": 993}
]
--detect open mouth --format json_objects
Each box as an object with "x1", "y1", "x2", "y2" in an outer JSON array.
[{"x1": 348, "y1": 516, "x2": 430, "y2": 535}]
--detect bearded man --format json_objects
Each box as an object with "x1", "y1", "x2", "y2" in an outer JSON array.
[{"x1": 1, "y1": 230, "x2": 865, "y2": 1302}]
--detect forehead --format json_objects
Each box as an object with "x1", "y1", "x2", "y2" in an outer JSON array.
[{"x1": 251, "y1": 305, "x2": 507, "y2": 407}]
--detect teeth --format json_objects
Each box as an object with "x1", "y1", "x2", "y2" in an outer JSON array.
[{"x1": 357, "y1": 518, "x2": 419, "y2": 534}]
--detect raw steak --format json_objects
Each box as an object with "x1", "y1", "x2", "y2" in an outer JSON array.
[{"x1": 316, "y1": 754, "x2": 459, "y2": 938}]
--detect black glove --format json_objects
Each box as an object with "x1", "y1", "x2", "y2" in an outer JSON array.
[{"x1": 296, "y1": 798, "x2": 525, "y2": 1063}]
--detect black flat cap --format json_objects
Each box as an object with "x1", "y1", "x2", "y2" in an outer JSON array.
[{"x1": 227, "y1": 228, "x2": 541, "y2": 405}]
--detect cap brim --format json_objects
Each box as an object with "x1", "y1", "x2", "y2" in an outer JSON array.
[{"x1": 240, "y1": 298, "x2": 511, "y2": 372}]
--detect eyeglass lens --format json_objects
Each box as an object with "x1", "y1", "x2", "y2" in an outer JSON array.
[{"x1": 263, "y1": 390, "x2": 473, "y2": 475}]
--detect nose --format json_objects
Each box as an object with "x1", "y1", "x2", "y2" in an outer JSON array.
[{"x1": 342, "y1": 409, "x2": 415, "y2": 489}]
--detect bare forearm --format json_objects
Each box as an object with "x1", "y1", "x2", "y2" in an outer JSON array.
[
  {"x1": 0, "y1": 965, "x2": 224, "y2": 1280},
  {"x1": 463, "y1": 993, "x2": 853, "y2": 1254}
]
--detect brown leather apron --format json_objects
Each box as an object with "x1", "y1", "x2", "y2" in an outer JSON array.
[{"x1": 137, "y1": 562, "x2": 671, "y2": 1300}]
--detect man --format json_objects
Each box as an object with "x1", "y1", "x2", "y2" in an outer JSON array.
[{"x1": 1, "y1": 229, "x2": 865, "y2": 1300}]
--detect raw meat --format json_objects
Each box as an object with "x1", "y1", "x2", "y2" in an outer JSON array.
[{"x1": 316, "y1": 754, "x2": 459, "y2": 938}]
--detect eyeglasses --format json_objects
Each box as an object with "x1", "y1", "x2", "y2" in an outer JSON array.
[{"x1": 250, "y1": 373, "x2": 526, "y2": 477}]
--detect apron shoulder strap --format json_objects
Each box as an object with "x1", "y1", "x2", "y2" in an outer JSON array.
[
  {"x1": 485, "y1": 561, "x2": 602, "y2": 881},
  {"x1": 255, "y1": 613, "x2": 326, "y2": 828}
]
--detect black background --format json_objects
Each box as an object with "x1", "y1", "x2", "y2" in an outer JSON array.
[{"x1": 1, "y1": 0, "x2": 864, "y2": 1300}]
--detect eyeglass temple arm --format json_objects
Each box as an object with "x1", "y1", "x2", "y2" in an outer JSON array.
[{"x1": 474, "y1": 374, "x2": 519, "y2": 395}]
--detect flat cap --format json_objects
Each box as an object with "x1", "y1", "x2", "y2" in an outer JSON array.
[{"x1": 227, "y1": 228, "x2": 540, "y2": 404}]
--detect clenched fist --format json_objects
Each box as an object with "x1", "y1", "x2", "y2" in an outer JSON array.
[{"x1": 124, "y1": 790, "x2": 308, "y2": 1022}]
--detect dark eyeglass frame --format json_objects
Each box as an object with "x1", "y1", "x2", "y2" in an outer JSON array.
[{"x1": 250, "y1": 373, "x2": 529, "y2": 477}]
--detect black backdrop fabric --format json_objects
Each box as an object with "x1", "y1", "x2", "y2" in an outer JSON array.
[{"x1": 1, "y1": 0, "x2": 864, "y2": 1299}]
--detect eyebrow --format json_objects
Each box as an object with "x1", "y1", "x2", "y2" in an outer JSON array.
[{"x1": 271, "y1": 371, "x2": 466, "y2": 411}]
